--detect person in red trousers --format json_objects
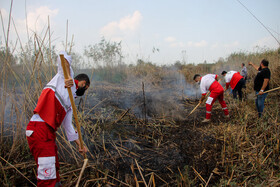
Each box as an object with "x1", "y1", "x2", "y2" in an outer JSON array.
[
  {"x1": 221, "y1": 70, "x2": 245, "y2": 100},
  {"x1": 194, "y1": 74, "x2": 229, "y2": 123},
  {"x1": 26, "y1": 51, "x2": 89, "y2": 187}
]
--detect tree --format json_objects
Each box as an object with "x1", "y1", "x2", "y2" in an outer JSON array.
[
  {"x1": 84, "y1": 38, "x2": 126, "y2": 83},
  {"x1": 84, "y1": 37, "x2": 123, "y2": 68}
]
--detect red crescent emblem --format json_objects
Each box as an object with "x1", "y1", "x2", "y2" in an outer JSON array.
[{"x1": 44, "y1": 169, "x2": 49, "y2": 174}]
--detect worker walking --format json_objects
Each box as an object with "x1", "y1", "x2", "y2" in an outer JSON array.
[
  {"x1": 193, "y1": 74, "x2": 229, "y2": 123},
  {"x1": 221, "y1": 70, "x2": 245, "y2": 100},
  {"x1": 249, "y1": 59, "x2": 271, "y2": 117},
  {"x1": 26, "y1": 51, "x2": 90, "y2": 187}
]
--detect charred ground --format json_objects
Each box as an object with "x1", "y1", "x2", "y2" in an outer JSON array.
[{"x1": 64, "y1": 82, "x2": 231, "y2": 186}]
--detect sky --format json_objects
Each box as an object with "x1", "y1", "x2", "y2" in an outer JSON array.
[{"x1": 0, "y1": 0, "x2": 280, "y2": 65}]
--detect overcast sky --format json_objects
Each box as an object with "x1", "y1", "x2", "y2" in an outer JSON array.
[{"x1": 0, "y1": 0, "x2": 280, "y2": 65}]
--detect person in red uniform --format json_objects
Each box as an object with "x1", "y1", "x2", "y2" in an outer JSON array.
[
  {"x1": 25, "y1": 51, "x2": 90, "y2": 187},
  {"x1": 221, "y1": 70, "x2": 245, "y2": 100},
  {"x1": 193, "y1": 74, "x2": 229, "y2": 123}
]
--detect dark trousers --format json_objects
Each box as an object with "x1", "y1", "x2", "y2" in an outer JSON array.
[{"x1": 232, "y1": 78, "x2": 245, "y2": 100}]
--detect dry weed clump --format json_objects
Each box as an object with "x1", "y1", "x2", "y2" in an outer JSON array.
[{"x1": 201, "y1": 93, "x2": 280, "y2": 186}]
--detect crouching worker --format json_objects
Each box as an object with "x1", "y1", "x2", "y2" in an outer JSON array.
[
  {"x1": 26, "y1": 51, "x2": 90, "y2": 187},
  {"x1": 194, "y1": 74, "x2": 229, "y2": 123},
  {"x1": 221, "y1": 70, "x2": 245, "y2": 100}
]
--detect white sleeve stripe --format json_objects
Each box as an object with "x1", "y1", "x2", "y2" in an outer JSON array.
[{"x1": 44, "y1": 85, "x2": 56, "y2": 91}]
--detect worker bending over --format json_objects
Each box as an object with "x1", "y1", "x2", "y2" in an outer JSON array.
[
  {"x1": 221, "y1": 70, "x2": 245, "y2": 100},
  {"x1": 26, "y1": 51, "x2": 90, "y2": 187},
  {"x1": 193, "y1": 74, "x2": 229, "y2": 123}
]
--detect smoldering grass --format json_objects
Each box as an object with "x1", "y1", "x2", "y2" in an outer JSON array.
[{"x1": 1, "y1": 4, "x2": 280, "y2": 186}]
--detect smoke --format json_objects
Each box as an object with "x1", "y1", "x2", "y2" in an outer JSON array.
[
  {"x1": 85, "y1": 67, "x2": 200, "y2": 121},
  {"x1": 0, "y1": 88, "x2": 27, "y2": 136}
]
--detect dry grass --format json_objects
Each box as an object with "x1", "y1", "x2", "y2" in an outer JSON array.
[
  {"x1": 1, "y1": 5, "x2": 280, "y2": 186},
  {"x1": 1, "y1": 50, "x2": 280, "y2": 186}
]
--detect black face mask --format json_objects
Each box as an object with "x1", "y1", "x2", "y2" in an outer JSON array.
[
  {"x1": 258, "y1": 66, "x2": 262, "y2": 71},
  {"x1": 76, "y1": 86, "x2": 87, "y2": 96}
]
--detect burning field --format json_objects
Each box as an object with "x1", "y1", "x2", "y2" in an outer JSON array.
[
  {"x1": 56, "y1": 78, "x2": 229, "y2": 186},
  {"x1": 0, "y1": 33, "x2": 280, "y2": 186},
  {"x1": 1, "y1": 57, "x2": 280, "y2": 186},
  {"x1": 1, "y1": 0, "x2": 280, "y2": 186},
  {"x1": 52, "y1": 74, "x2": 279, "y2": 186},
  {"x1": 0, "y1": 67, "x2": 233, "y2": 186}
]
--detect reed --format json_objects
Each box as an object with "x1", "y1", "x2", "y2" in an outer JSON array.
[{"x1": 0, "y1": 3, "x2": 279, "y2": 186}]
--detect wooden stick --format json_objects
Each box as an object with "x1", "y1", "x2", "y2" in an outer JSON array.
[
  {"x1": 135, "y1": 159, "x2": 148, "y2": 187},
  {"x1": 188, "y1": 79, "x2": 221, "y2": 117},
  {"x1": 187, "y1": 101, "x2": 202, "y2": 117},
  {"x1": 75, "y1": 158, "x2": 88, "y2": 187},
  {"x1": 60, "y1": 54, "x2": 86, "y2": 158},
  {"x1": 205, "y1": 172, "x2": 213, "y2": 187},
  {"x1": 203, "y1": 90, "x2": 211, "y2": 103},
  {"x1": 257, "y1": 86, "x2": 280, "y2": 95},
  {"x1": 227, "y1": 169, "x2": 234, "y2": 186},
  {"x1": 59, "y1": 55, "x2": 88, "y2": 187},
  {"x1": 187, "y1": 91, "x2": 210, "y2": 117},
  {"x1": 192, "y1": 167, "x2": 206, "y2": 184}
]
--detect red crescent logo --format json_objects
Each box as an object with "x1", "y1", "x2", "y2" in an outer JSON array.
[{"x1": 44, "y1": 169, "x2": 49, "y2": 175}]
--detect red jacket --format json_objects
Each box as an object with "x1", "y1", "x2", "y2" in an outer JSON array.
[{"x1": 225, "y1": 71, "x2": 243, "y2": 89}]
